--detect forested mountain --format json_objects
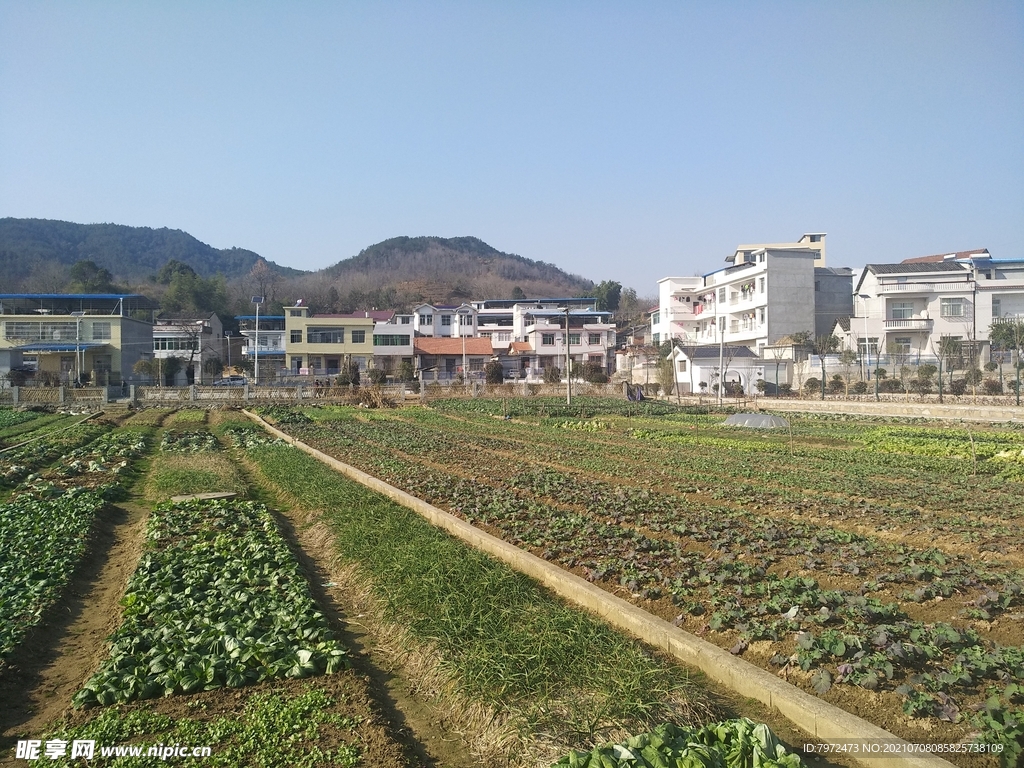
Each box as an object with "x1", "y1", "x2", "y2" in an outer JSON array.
[
  {"x1": 0, "y1": 219, "x2": 640, "y2": 323},
  {"x1": 304, "y1": 235, "x2": 595, "y2": 311},
  {"x1": 0, "y1": 218, "x2": 301, "y2": 289}
]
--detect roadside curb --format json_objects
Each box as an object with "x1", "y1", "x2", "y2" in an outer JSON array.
[{"x1": 244, "y1": 410, "x2": 959, "y2": 768}]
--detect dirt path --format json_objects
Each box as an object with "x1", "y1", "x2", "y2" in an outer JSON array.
[{"x1": 0, "y1": 500, "x2": 149, "y2": 763}]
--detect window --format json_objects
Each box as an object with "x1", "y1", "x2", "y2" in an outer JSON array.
[
  {"x1": 759, "y1": 277, "x2": 765, "y2": 293},
  {"x1": 893, "y1": 337, "x2": 912, "y2": 353},
  {"x1": 652, "y1": 333, "x2": 660, "y2": 344},
  {"x1": 94, "y1": 354, "x2": 112, "y2": 373},
  {"x1": 290, "y1": 330, "x2": 302, "y2": 343},
  {"x1": 567, "y1": 333, "x2": 580, "y2": 345},
  {"x1": 677, "y1": 360, "x2": 687, "y2": 372},
  {"x1": 589, "y1": 333, "x2": 601, "y2": 345},
  {"x1": 441, "y1": 315, "x2": 452, "y2": 326},
  {"x1": 758, "y1": 252, "x2": 765, "y2": 263},
  {"x1": 992, "y1": 299, "x2": 1001, "y2": 317},
  {"x1": 459, "y1": 313, "x2": 473, "y2": 326},
  {"x1": 940, "y1": 298, "x2": 965, "y2": 318},
  {"x1": 809, "y1": 234, "x2": 822, "y2": 243},
  {"x1": 651, "y1": 311, "x2": 660, "y2": 325},
  {"x1": 401, "y1": 316, "x2": 411, "y2": 324},
  {"x1": 309, "y1": 357, "x2": 323, "y2": 371},
  {"x1": 91, "y1": 322, "x2": 111, "y2": 341},
  {"x1": 718, "y1": 287, "x2": 726, "y2": 302},
  {"x1": 542, "y1": 333, "x2": 555, "y2": 346},
  {"x1": 814, "y1": 281, "x2": 820, "y2": 292},
  {"x1": 373, "y1": 334, "x2": 410, "y2": 346},
  {"x1": 758, "y1": 308, "x2": 766, "y2": 324},
  {"x1": 419, "y1": 314, "x2": 433, "y2": 325},
  {"x1": 857, "y1": 337, "x2": 879, "y2": 357},
  {"x1": 307, "y1": 327, "x2": 345, "y2": 344},
  {"x1": 351, "y1": 330, "x2": 366, "y2": 343},
  {"x1": 289, "y1": 309, "x2": 302, "y2": 317},
  {"x1": 291, "y1": 357, "x2": 303, "y2": 373},
  {"x1": 890, "y1": 302, "x2": 914, "y2": 320}
]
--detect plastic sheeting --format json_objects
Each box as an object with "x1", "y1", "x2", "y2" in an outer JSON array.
[{"x1": 723, "y1": 413, "x2": 790, "y2": 429}]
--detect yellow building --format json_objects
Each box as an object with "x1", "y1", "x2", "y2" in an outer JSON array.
[
  {"x1": 283, "y1": 304, "x2": 391, "y2": 375},
  {"x1": 0, "y1": 293, "x2": 158, "y2": 385}
]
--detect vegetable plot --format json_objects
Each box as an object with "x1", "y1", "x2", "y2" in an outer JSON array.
[
  {"x1": 74, "y1": 498, "x2": 349, "y2": 707},
  {"x1": 0, "y1": 488, "x2": 107, "y2": 664},
  {"x1": 262, "y1": 406, "x2": 1024, "y2": 761},
  {"x1": 552, "y1": 719, "x2": 802, "y2": 768}
]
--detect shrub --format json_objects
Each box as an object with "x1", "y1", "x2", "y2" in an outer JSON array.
[
  {"x1": 777, "y1": 383, "x2": 792, "y2": 396},
  {"x1": 542, "y1": 366, "x2": 562, "y2": 384},
  {"x1": 982, "y1": 378, "x2": 1003, "y2": 395},
  {"x1": 984, "y1": 361, "x2": 999, "y2": 372},
  {"x1": 723, "y1": 381, "x2": 743, "y2": 396},
  {"x1": 827, "y1": 375, "x2": 845, "y2": 395},
  {"x1": 581, "y1": 361, "x2": 608, "y2": 383},
  {"x1": 879, "y1": 379, "x2": 903, "y2": 393},
  {"x1": 484, "y1": 361, "x2": 504, "y2": 385},
  {"x1": 366, "y1": 368, "x2": 387, "y2": 385},
  {"x1": 803, "y1": 377, "x2": 821, "y2": 394},
  {"x1": 851, "y1": 381, "x2": 868, "y2": 394},
  {"x1": 949, "y1": 379, "x2": 968, "y2": 396},
  {"x1": 755, "y1": 379, "x2": 767, "y2": 393}
]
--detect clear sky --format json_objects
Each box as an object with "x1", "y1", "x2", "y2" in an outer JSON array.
[{"x1": 1, "y1": 1, "x2": 1021, "y2": 293}]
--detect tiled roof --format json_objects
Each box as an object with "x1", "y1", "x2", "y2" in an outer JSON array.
[
  {"x1": 867, "y1": 262, "x2": 968, "y2": 275},
  {"x1": 413, "y1": 337, "x2": 494, "y2": 355},
  {"x1": 687, "y1": 345, "x2": 759, "y2": 360},
  {"x1": 508, "y1": 341, "x2": 533, "y2": 353},
  {"x1": 901, "y1": 249, "x2": 989, "y2": 264}
]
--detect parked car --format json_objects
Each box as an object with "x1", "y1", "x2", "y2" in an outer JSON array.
[{"x1": 213, "y1": 375, "x2": 247, "y2": 386}]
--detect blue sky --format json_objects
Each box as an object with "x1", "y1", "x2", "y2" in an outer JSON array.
[{"x1": 1, "y1": 1, "x2": 1021, "y2": 294}]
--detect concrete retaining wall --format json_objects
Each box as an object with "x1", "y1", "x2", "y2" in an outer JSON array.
[
  {"x1": 755, "y1": 398, "x2": 1024, "y2": 424},
  {"x1": 245, "y1": 410, "x2": 958, "y2": 768}
]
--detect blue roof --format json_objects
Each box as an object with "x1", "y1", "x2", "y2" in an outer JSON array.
[
  {"x1": 234, "y1": 315, "x2": 286, "y2": 320},
  {"x1": 15, "y1": 342, "x2": 110, "y2": 352}
]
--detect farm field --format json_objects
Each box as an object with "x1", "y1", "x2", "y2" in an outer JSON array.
[
  {"x1": 0, "y1": 409, "x2": 417, "y2": 768},
  {"x1": 255, "y1": 399, "x2": 1024, "y2": 764},
  {"x1": 7, "y1": 406, "x2": 798, "y2": 768}
]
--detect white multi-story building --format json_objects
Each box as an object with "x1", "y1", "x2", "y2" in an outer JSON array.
[
  {"x1": 412, "y1": 303, "x2": 477, "y2": 338},
  {"x1": 844, "y1": 249, "x2": 1024, "y2": 364},
  {"x1": 653, "y1": 234, "x2": 852, "y2": 356},
  {"x1": 153, "y1": 313, "x2": 223, "y2": 385}
]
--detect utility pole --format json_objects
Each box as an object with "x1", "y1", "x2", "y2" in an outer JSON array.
[
  {"x1": 252, "y1": 296, "x2": 264, "y2": 385},
  {"x1": 565, "y1": 306, "x2": 571, "y2": 405}
]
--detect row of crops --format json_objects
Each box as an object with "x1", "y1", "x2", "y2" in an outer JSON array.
[
  {"x1": 0, "y1": 416, "x2": 152, "y2": 666},
  {"x1": 74, "y1": 498, "x2": 349, "y2": 706},
  {"x1": 0, "y1": 406, "x2": 807, "y2": 768},
  {"x1": 256, "y1": 403, "x2": 1024, "y2": 761}
]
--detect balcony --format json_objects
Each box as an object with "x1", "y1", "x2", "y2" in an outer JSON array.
[
  {"x1": 884, "y1": 318, "x2": 933, "y2": 330},
  {"x1": 876, "y1": 282, "x2": 971, "y2": 294}
]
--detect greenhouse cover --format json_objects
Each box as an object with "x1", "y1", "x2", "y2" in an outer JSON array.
[{"x1": 723, "y1": 413, "x2": 790, "y2": 429}]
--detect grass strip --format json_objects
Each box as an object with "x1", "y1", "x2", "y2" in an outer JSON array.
[
  {"x1": 144, "y1": 453, "x2": 247, "y2": 501},
  {"x1": 246, "y1": 443, "x2": 715, "y2": 751},
  {"x1": 164, "y1": 409, "x2": 208, "y2": 426}
]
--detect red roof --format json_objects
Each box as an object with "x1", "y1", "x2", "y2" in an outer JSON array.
[
  {"x1": 901, "y1": 249, "x2": 989, "y2": 264},
  {"x1": 507, "y1": 341, "x2": 533, "y2": 354},
  {"x1": 413, "y1": 337, "x2": 494, "y2": 355}
]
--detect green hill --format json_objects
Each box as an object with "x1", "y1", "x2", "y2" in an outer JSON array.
[{"x1": 0, "y1": 218, "x2": 302, "y2": 288}]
